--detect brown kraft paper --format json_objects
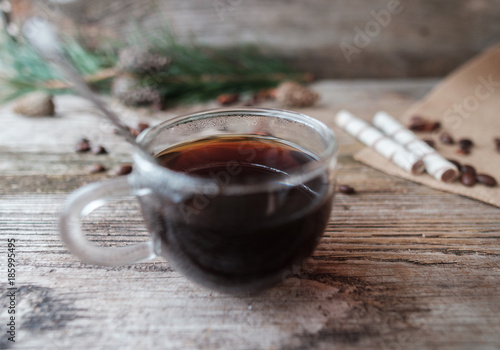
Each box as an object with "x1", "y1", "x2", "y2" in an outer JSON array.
[{"x1": 354, "y1": 45, "x2": 500, "y2": 208}]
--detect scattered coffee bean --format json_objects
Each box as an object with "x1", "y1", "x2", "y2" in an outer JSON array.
[
  {"x1": 129, "y1": 122, "x2": 151, "y2": 138},
  {"x1": 408, "y1": 116, "x2": 426, "y2": 131},
  {"x1": 460, "y1": 172, "x2": 476, "y2": 187},
  {"x1": 423, "y1": 139, "x2": 435, "y2": 148},
  {"x1": 88, "y1": 163, "x2": 106, "y2": 174},
  {"x1": 255, "y1": 88, "x2": 277, "y2": 101},
  {"x1": 446, "y1": 158, "x2": 462, "y2": 169},
  {"x1": 129, "y1": 127, "x2": 141, "y2": 137},
  {"x1": 75, "y1": 138, "x2": 91, "y2": 153},
  {"x1": 115, "y1": 164, "x2": 133, "y2": 176},
  {"x1": 137, "y1": 122, "x2": 150, "y2": 132},
  {"x1": 460, "y1": 165, "x2": 476, "y2": 176},
  {"x1": 217, "y1": 93, "x2": 239, "y2": 106},
  {"x1": 456, "y1": 148, "x2": 470, "y2": 156},
  {"x1": 439, "y1": 132, "x2": 454, "y2": 145},
  {"x1": 494, "y1": 138, "x2": 500, "y2": 152},
  {"x1": 338, "y1": 184, "x2": 355, "y2": 195},
  {"x1": 409, "y1": 124, "x2": 423, "y2": 132},
  {"x1": 476, "y1": 174, "x2": 497, "y2": 187},
  {"x1": 92, "y1": 145, "x2": 108, "y2": 155},
  {"x1": 458, "y1": 138, "x2": 473, "y2": 149},
  {"x1": 408, "y1": 116, "x2": 440, "y2": 132},
  {"x1": 433, "y1": 122, "x2": 441, "y2": 130}
]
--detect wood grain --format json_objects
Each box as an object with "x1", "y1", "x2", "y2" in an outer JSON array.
[
  {"x1": 27, "y1": 0, "x2": 500, "y2": 78},
  {"x1": 1, "y1": 80, "x2": 500, "y2": 350}
]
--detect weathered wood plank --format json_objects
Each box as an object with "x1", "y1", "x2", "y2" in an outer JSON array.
[
  {"x1": 23, "y1": 0, "x2": 500, "y2": 78},
  {"x1": 1, "y1": 80, "x2": 500, "y2": 350}
]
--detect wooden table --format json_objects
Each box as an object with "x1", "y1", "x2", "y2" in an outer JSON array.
[{"x1": 1, "y1": 80, "x2": 499, "y2": 350}]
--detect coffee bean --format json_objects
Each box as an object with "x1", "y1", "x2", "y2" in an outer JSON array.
[
  {"x1": 419, "y1": 122, "x2": 440, "y2": 132},
  {"x1": 255, "y1": 88, "x2": 277, "y2": 101},
  {"x1": 494, "y1": 137, "x2": 500, "y2": 145},
  {"x1": 88, "y1": 163, "x2": 106, "y2": 174},
  {"x1": 137, "y1": 122, "x2": 150, "y2": 132},
  {"x1": 446, "y1": 159, "x2": 462, "y2": 169},
  {"x1": 460, "y1": 172, "x2": 476, "y2": 186},
  {"x1": 129, "y1": 127, "x2": 141, "y2": 137},
  {"x1": 423, "y1": 139, "x2": 435, "y2": 148},
  {"x1": 75, "y1": 138, "x2": 91, "y2": 153},
  {"x1": 429, "y1": 121, "x2": 441, "y2": 132},
  {"x1": 476, "y1": 174, "x2": 497, "y2": 187},
  {"x1": 460, "y1": 165, "x2": 476, "y2": 176},
  {"x1": 458, "y1": 138, "x2": 473, "y2": 149},
  {"x1": 217, "y1": 93, "x2": 239, "y2": 106},
  {"x1": 439, "y1": 132, "x2": 454, "y2": 145},
  {"x1": 408, "y1": 116, "x2": 440, "y2": 132},
  {"x1": 115, "y1": 164, "x2": 133, "y2": 176},
  {"x1": 129, "y1": 122, "x2": 151, "y2": 138},
  {"x1": 456, "y1": 148, "x2": 470, "y2": 156},
  {"x1": 92, "y1": 145, "x2": 108, "y2": 155},
  {"x1": 408, "y1": 116, "x2": 427, "y2": 131},
  {"x1": 338, "y1": 184, "x2": 355, "y2": 195},
  {"x1": 409, "y1": 123, "x2": 425, "y2": 132}
]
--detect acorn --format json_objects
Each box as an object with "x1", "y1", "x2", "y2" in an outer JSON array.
[
  {"x1": 13, "y1": 92, "x2": 55, "y2": 117},
  {"x1": 275, "y1": 81, "x2": 319, "y2": 108}
]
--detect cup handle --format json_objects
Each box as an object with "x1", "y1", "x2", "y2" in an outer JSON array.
[{"x1": 59, "y1": 176, "x2": 156, "y2": 266}]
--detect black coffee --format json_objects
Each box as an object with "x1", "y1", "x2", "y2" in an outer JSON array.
[{"x1": 145, "y1": 135, "x2": 333, "y2": 293}]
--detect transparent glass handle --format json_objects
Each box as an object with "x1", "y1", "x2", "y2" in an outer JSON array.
[{"x1": 59, "y1": 176, "x2": 156, "y2": 266}]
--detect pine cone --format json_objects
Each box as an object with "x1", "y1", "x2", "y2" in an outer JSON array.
[
  {"x1": 275, "y1": 81, "x2": 319, "y2": 108},
  {"x1": 111, "y1": 73, "x2": 162, "y2": 107},
  {"x1": 116, "y1": 86, "x2": 162, "y2": 107},
  {"x1": 13, "y1": 92, "x2": 55, "y2": 116},
  {"x1": 111, "y1": 73, "x2": 141, "y2": 97},
  {"x1": 118, "y1": 47, "x2": 171, "y2": 74}
]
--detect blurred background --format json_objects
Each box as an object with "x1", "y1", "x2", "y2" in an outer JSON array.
[{"x1": 5, "y1": 0, "x2": 499, "y2": 79}]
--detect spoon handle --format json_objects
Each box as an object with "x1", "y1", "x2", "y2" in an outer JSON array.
[{"x1": 23, "y1": 17, "x2": 154, "y2": 160}]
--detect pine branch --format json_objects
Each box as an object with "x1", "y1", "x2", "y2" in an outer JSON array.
[
  {"x1": 0, "y1": 22, "x2": 308, "y2": 106},
  {"x1": 118, "y1": 23, "x2": 307, "y2": 105},
  {"x1": 0, "y1": 33, "x2": 116, "y2": 102}
]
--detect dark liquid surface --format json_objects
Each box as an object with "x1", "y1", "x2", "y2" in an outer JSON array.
[
  {"x1": 156, "y1": 135, "x2": 316, "y2": 182},
  {"x1": 145, "y1": 135, "x2": 333, "y2": 293}
]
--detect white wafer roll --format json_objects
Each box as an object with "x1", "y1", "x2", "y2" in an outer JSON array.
[
  {"x1": 373, "y1": 111, "x2": 459, "y2": 182},
  {"x1": 335, "y1": 110, "x2": 425, "y2": 174}
]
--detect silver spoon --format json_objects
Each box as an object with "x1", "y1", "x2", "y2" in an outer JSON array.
[{"x1": 22, "y1": 17, "x2": 155, "y2": 162}]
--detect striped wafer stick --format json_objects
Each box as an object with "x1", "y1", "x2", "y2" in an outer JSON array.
[
  {"x1": 335, "y1": 110, "x2": 425, "y2": 175},
  {"x1": 373, "y1": 111, "x2": 459, "y2": 182}
]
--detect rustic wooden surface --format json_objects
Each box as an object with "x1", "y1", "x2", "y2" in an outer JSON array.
[
  {"x1": 1, "y1": 79, "x2": 500, "y2": 350},
  {"x1": 18, "y1": 0, "x2": 500, "y2": 78}
]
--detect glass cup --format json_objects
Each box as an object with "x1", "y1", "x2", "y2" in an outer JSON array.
[{"x1": 60, "y1": 107, "x2": 338, "y2": 294}]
